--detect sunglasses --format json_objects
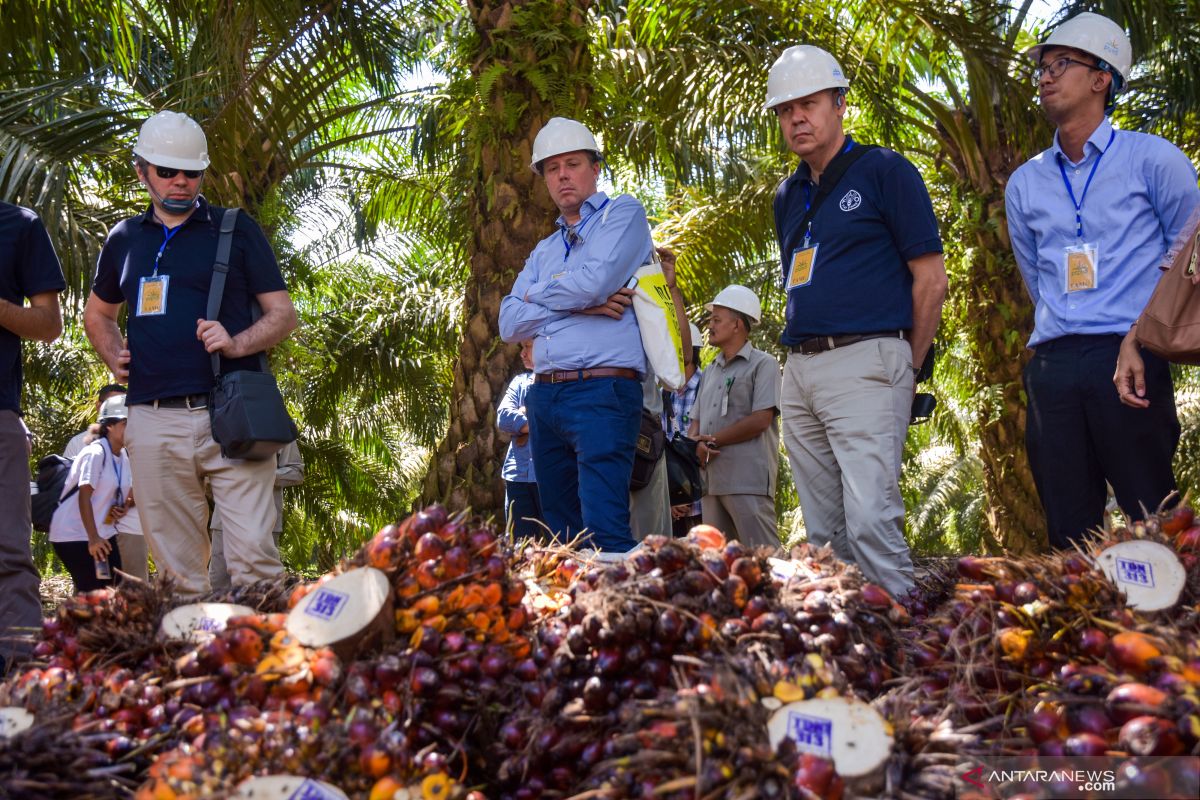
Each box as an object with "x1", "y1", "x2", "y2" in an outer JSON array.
[{"x1": 153, "y1": 166, "x2": 204, "y2": 180}]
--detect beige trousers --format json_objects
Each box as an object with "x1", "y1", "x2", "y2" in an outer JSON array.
[
  {"x1": 702, "y1": 493, "x2": 780, "y2": 549},
  {"x1": 126, "y1": 405, "x2": 281, "y2": 596},
  {"x1": 629, "y1": 455, "x2": 671, "y2": 541},
  {"x1": 116, "y1": 533, "x2": 149, "y2": 581},
  {"x1": 780, "y1": 337, "x2": 915, "y2": 597}
]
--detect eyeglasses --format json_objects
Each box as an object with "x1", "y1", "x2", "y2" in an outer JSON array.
[
  {"x1": 154, "y1": 166, "x2": 204, "y2": 180},
  {"x1": 1032, "y1": 56, "x2": 1099, "y2": 84}
]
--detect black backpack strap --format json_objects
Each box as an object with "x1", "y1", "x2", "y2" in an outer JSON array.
[
  {"x1": 794, "y1": 142, "x2": 878, "y2": 236},
  {"x1": 207, "y1": 208, "x2": 240, "y2": 381}
]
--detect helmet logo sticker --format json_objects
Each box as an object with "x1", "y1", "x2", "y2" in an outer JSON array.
[
  {"x1": 839, "y1": 190, "x2": 862, "y2": 212},
  {"x1": 1103, "y1": 38, "x2": 1121, "y2": 56}
]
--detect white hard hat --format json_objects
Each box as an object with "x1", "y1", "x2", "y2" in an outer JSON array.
[
  {"x1": 98, "y1": 394, "x2": 128, "y2": 423},
  {"x1": 133, "y1": 111, "x2": 210, "y2": 171},
  {"x1": 707, "y1": 285, "x2": 761, "y2": 325},
  {"x1": 1025, "y1": 12, "x2": 1131, "y2": 86},
  {"x1": 530, "y1": 117, "x2": 602, "y2": 173},
  {"x1": 764, "y1": 45, "x2": 850, "y2": 111},
  {"x1": 688, "y1": 322, "x2": 703, "y2": 347}
]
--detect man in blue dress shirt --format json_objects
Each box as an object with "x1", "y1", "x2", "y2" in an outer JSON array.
[
  {"x1": 1006, "y1": 12, "x2": 1200, "y2": 548},
  {"x1": 499, "y1": 118, "x2": 650, "y2": 552}
]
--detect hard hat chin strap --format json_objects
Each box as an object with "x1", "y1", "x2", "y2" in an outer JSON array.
[{"x1": 146, "y1": 179, "x2": 201, "y2": 215}]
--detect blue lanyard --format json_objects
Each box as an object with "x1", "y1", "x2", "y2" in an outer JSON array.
[
  {"x1": 1056, "y1": 129, "x2": 1115, "y2": 241},
  {"x1": 800, "y1": 138, "x2": 855, "y2": 246},
  {"x1": 154, "y1": 223, "x2": 183, "y2": 276},
  {"x1": 560, "y1": 198, "x2": 610, "y2": 261}
]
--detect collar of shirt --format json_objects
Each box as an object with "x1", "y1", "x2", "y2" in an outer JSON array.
[
  {"x1": 714, "y1": 341, "x2": 754, "y2": 367},
  {"x1": 1050, "y1": 117, "x2": 1114, "y2": 167},
  {"x1": 555, "y1": 191, "x2": 611, "y2": 231},
  {"x1": 791, "y1": 135, "x2": 856, "y2": 188},
  {"x1": 136, "y1": 195, "x2": 212, "y2": 227},
  {"x1": 675, "y1": 367, "x2": 702, "y2": 395}
]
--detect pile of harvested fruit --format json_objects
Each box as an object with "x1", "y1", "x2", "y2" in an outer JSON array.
[{"x1": 1, "y1": 506, "x2": 1198, "y2": 799}]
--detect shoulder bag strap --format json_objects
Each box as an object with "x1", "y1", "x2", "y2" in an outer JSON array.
[
  {"x1": 794, "y1": 143, "x2": 879, "y2": 237},
  {"x1": 207, "y1": 208, "x2": 240, "y2": 380}
]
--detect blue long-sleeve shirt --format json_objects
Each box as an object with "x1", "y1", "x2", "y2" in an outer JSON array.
[
  {"x1": 1005, "y1": 118, "x2": 1200, "y2": 347},
  {"x1": 498, "y1": 372, "x2": 535, "y2": 482},
  {"x1": 498, "y1": 192, "x2": 651, "y2": 372}
]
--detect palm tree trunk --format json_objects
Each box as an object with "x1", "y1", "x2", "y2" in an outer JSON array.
[
  {"x1": 422, "y1": 0, "x2": 593, "y2": 515},
  {"x1": 958, "y1": 190, "x2": 1047, "y2": 553}
]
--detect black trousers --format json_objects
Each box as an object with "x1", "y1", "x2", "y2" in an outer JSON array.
[
  {"x1": 52, "y1": 539, "x2": 123, "y2": 593},
  {"x1": 505, "y1": 480, "x2": 546, "y2": 542},
  {"x1": 1024, "y1": 334, "x2": 1180, "y2": 549}
]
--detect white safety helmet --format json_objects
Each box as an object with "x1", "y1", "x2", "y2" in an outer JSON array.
[
  {"x1": 530, "y1": 117, "x2": 602, "y2": 173},
  {"x1": 688, "y1": 322, "x2": 703, "y2": 348},
  {"x1": 133, "y1": 111, "x2": 210, "y2": 171},
  {"x1": 764, "y1": 45, "x2": 850, "y2": 111},
  {"x1": 706, "y1": 285, "x2": 762, "y2": 326},
  {"x1": 1026, "y1": 12, "x2": 1131, "y2": 90},
  {"x1": 98, "y1": 394, "x2": 129, "y2": 424}
]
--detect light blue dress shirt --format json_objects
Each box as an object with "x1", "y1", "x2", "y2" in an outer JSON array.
[
  {"x1": 498, "y1": 372, "x2": 535, "y2": 482},
  {"x1": 498, "y1": 192, "x2": 651, "y2": 372},
  {"x1": 1006, "y1": 118, "x2": 1200, "y2": 347}
]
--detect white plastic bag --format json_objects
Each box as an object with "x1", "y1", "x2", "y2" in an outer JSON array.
[{"x1": 630, "y1": 253, "x2": 685, "y2": 390}]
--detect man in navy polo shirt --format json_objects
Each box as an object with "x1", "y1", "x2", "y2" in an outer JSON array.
[
  {"x1": 767, "y1": 46, "x2": 947, "y2": 598},
  {"x1": 83, "y1": 111, "x2": 298, "y2": 596},
  {"x1": 0, "y1": 201, "x2": 64, "y2": 671}
]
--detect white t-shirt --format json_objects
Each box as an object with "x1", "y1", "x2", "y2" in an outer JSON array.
[{"x1": 48, "y1": 439, "x2": 131, "y2": 544}]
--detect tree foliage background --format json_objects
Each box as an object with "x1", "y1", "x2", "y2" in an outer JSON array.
[{"x1": 2, "y1": 0, "x2": 1197, "y2": 572}]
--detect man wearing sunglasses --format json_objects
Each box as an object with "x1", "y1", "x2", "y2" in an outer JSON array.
[
  {"x1": 1005, "y1": 12, "x2": 1200, "y2": 549},
  {"x1": 83, "y1": 110, "x2": 298, "y2": 595}
]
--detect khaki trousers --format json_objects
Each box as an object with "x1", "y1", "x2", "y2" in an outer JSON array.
[
  {"x1": 116, "y1": 533, "x2": 149, "y2": 582},
  {"x1": 701, "y1": 493, "x2": 779, "y2": 549},
  {"x1": 780, "y1": 338, "x2": 915, "y2": 597},
  {"x1": 629, "y1": 454, "x2": 671, "y2": 541},
  {"x1": 126, "y1": 405, "x2": 281, "y2": 596},
  {"x1": 0, "y1": 410, "x2": 42, "y2": 665}
]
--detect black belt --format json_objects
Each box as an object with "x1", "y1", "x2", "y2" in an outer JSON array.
[
  {"x1": 789, "y1": 331, "x2": 905, "y2": 355},
  {"x1": 534, "y1": 367, "x2": 641, "y2": 384},
  {"x1": 151, "y1": 393, "x2": 209, "y2": 409}
]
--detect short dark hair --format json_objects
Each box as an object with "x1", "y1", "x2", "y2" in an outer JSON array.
[
  {"x1": 99, "y1": 384, "x2": 126, "y2": 400},
  {"x1": 735, "y1": 312, "x2": 753, "y2": 332}
]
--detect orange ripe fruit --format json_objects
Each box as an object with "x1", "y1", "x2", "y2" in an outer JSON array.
[
  {"x1": 368, "y1": 776, "x2": 403, "y2": 800},
  {"x1": 687, "y1": 524, "x2": 726, "y2": 550}
]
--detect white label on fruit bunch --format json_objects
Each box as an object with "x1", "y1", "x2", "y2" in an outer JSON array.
[
  {"x1": 1095, "y1": 540, "x2": 1184, "y2": 612},
  {"x1": 768, "y1": 697, "x2": 892, "y2": 777},
  {"x1": 286, "y1": 567, "x2": 390, "y2": 647},
  {"x1": 233, "y1": 776, "x2": 349, "y2": 800},
  {"x1": 160, "y1": 603, "x2": 258, "y2": 643},
  {"x1": 786, "y1": 711, "x2": 834, "y2": 757},
  {"x1": 0, "y1": 707, "x2": 34, "y2": 738},
  {"x1": 1116, "y1": 557, "x2": 1155, "y2": 587}
]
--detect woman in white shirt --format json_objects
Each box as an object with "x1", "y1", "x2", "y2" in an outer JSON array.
[{"x1": 49, "y1": 395, "x2": 133, "y2": 592}]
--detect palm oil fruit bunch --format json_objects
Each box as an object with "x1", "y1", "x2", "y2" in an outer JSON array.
[
  {"x1": 770, "y1": 543, "x2": 908, "y2": 699},
  {"x1": 489, "y1": 531, "x2": 789, "y2": 798},
  {"x1": 570, "y1": 666, "x2": 807, "y2": 800},
  {"x1": 0, "y1": 713, "x2": 142, "y2": 799}
]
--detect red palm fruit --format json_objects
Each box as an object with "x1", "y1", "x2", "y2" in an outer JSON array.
[
  {"x1": 1119, "y1": 716, "x2": 1185, "y2": 756},
  {"x1": 686, "y1": 524, "x2": 726, "y2": 550},
  {"x1": 414, "y1": 532, "x2": 446, "y2": 562},
  {"x1": 1176, "y1": 526, "x2": 1200, "y2": 551},
  {"x1": 1106, "y1": 683, "x2": 1170, "y2": 724},
  {"x1": 1109, "y1": 632, "x2": 1163, "y2": 674},
  {"x1": 1162, "y1": 506, "x2": 1195, "y2": 535}
]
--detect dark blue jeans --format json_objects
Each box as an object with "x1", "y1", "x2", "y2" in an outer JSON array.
[
  {"x1": 505, "y1": 480, "x2": 546, "y2": 542},
  {"x1": 1024, "y1": 334, "x2": 1179, "y2": 549},
  {"x1": 526, "y1": 377, "x2": 641, "y2": 551}
]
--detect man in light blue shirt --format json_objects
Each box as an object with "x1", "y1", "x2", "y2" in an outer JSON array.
[
  {"x1": 1005, "y1": 12, "x2": 1200, "y2": 548},
  {"x1": 499, "y1": 118, "x2": 651, "y2": 551}
]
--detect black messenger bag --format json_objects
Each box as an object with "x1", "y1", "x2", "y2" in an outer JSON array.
[{"x1": 206, "y1": 208, "x2": 298, "y2": 460}]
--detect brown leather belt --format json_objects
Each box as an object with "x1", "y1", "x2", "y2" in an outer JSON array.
[
  {"x1": 151, "y1": 393, "x2": 209, "y2": 409},
  {"x1": 789, "y1": 330, "x2": 905, "y2": 356},
  {"x1": 534, "y1": 367, "x2": 640, "y2": 384}
]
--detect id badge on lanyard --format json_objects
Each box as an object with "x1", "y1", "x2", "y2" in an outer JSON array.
[
  {"x1": 138, "y1": 222, "x2": 180, "y2": 316},
  {"x1": 1058, "y1": 130, "x2": 1113, "y2": 295},
  {"x1": 1064, "y1": 243, "x2": 1099, "y2": 293},
  {"x1": 137, "y1": 275, "x2": 169, "y2": 315},
  {"x1": 786, "y1": 184, "x2": 820, "y2": 292}
]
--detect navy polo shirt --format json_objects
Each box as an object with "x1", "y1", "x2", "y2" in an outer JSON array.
[
  {"x1": 92, "y1": 197, "x2": 286, "y2": 404},
  {"x1": 0, "y1": 202, "x2": 65, "y2": 412},
  {"x1": 774, "y1": 141, "x2": 942, "y2": 345}
]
